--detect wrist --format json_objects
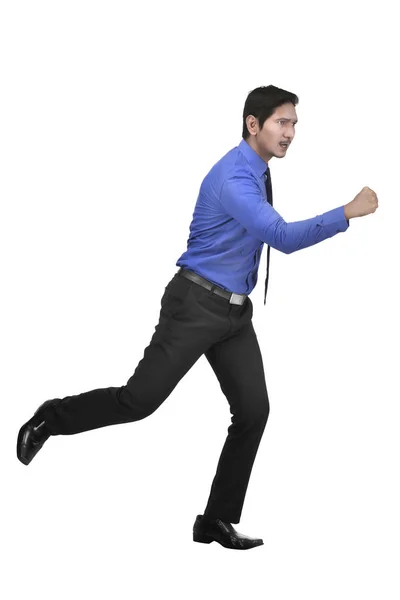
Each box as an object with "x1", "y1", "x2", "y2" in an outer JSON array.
[{"x1": 344, "y1": 204, "x2": 352, "y2": 220}]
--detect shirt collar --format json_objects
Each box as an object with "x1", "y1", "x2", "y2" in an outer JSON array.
[{"x1": 238, "y1": 138, "x2": 269, "y2": 178}]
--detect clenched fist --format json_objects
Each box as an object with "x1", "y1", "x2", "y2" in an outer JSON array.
[{"x1": 344, "y1": 187, "x2": 379, "y2": 219}]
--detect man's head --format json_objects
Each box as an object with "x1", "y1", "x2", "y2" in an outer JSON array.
[{"x1": 242, "y1": 85, "x2": 299, "y2": 164}]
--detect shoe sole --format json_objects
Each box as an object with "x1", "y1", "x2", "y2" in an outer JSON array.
[
  {"x1": 193, "y1": 531, "x2": 263, "y2": 549},
  {"x1": 193, "y1": 532, "x2": 214, "y2": 544}
]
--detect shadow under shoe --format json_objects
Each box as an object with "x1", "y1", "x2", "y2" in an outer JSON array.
[
  {"x1": 193, "y1": 514, "x2": 264, "y2": 550},
  {"x1": 17, "y1": 399, "x2": 57, "y2": 465}
]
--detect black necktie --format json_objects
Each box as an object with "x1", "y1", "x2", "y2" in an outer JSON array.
[{"x1": 263, "y1": 165, "x2": 273, "y2": 305}]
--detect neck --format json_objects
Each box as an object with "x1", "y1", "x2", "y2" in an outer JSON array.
[{"x1": 246, "y1": 137, "x2": 272, "y2": 163}]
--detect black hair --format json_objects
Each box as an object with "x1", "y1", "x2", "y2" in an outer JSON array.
[{"x1": 242, "y1": 85, "x2": 299, "y2": 140}]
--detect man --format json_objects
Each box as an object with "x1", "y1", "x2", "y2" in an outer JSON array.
[{"x1": 17, "y1": 85, "x2": 378, "y2": 550}]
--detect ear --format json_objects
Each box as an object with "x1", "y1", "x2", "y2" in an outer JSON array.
[{"x1": 246, "y1": 114, "x2": 259, "y2": 135}]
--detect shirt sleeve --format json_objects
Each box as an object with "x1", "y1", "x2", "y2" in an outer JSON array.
[{"x1": 220, "y1": 172, "x2": 349, "y2": 254}]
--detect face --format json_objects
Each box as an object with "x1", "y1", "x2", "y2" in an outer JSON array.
[{"x1": 245, "y1": 102, "x2": 298, "y2": 163}]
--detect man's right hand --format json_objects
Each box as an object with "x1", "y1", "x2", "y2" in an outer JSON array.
[{"x1": 344, "y1": 187, "x2": 379, "y2": 219}]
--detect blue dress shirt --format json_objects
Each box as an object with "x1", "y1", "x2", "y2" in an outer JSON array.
[{"x1": 176, "y1": 138, "x2": 349, "y2": 295}]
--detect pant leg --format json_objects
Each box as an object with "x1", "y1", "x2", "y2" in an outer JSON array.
[
  {"x1": 41, "y1": 273, "x2": 231, "y2": 435},
  {"x1": 203, "y1": 309, "x2": 270, "y2": 524}
]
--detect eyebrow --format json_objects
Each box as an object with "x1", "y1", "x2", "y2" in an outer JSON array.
[{"x1": 277, "y1": 118, "x2": 298, "y2": 123}]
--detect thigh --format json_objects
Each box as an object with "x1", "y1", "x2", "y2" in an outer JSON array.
[
  {"x1": 204, "y1": 320, "x2": 270, "y2": 421},
  {"x1": 122, "y1": 275, "x2": 229, "y2": 415}
]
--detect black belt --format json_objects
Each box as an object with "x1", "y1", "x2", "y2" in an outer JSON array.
[{"x1": 178, "y1": 267, "x2": 248, "y2": 306}]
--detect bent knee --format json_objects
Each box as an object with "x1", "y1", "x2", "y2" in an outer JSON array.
[
  {"x1": 236, "y1": 397, "x2": 270, "y2": 426},
  {"x1": 256, "y1": 402, "x2": 270, "y2": 424},
  {"x1": 117, "y1": 386, "x2": 160, "y2": 420},
  {"x1": 252, "y1": 395, "x2": 270, "y2": 422}
]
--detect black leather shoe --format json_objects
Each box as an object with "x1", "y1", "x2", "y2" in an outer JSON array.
[
  {"x1": 193, "y1": 514, "x2": 264, "y2": 549},
  {"x1": 17, "y1": 399, "x2": 56, "y2": 465}
]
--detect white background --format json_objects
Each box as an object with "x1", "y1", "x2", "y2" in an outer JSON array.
[{"x1": 1, "y1": 1, "x2": 399, "y2": 598}]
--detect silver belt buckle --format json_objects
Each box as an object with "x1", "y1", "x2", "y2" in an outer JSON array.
[{"x1": 229, "y1": 292, "x2": 244, "y2": 305}]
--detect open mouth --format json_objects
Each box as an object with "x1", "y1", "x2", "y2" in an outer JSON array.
[{"x1": 279, "y1": 143, "x2": 289, "y2": 148}]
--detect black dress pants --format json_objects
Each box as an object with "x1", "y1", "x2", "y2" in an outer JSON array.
[{"x1": 41, "y1": 268, "x2": 270, "y2": 524}]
